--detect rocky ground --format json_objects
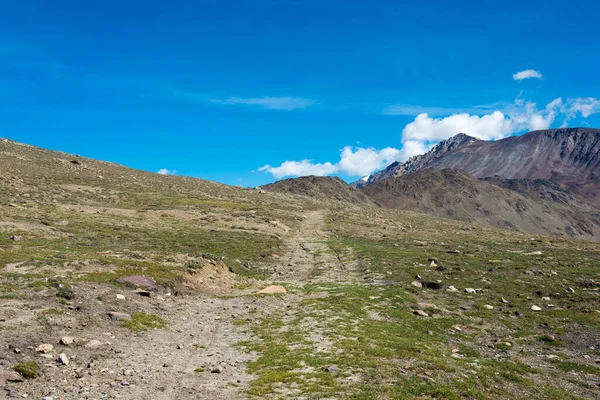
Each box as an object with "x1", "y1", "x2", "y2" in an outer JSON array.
[{"x1": 2, "y1": 138, "x2": 600, "y2": 399}]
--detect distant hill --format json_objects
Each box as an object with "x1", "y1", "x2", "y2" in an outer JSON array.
[
  {"x1": 360, "y1": 168, "x2": 600, "y2": 239},
  {"x1": 262, "y1": 175, "x2": 372, "y2": 205}
]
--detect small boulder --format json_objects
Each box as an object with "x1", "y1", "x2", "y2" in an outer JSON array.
[
  {"x1": 422, "y1": 281, "x2": 443, "y2": 290},
  {"x1": 85, "y1": 339, "x2": 104, "y2": 349},
  {"x1": 108, "y1": 312, "x2": 131, "y2": 321},
  {"x1": 446, "y1": 286, "x2": 459, "y2": 292},
  {"x1": 116, "y1": 294, "x2": 126, "y2": 300},
  {"x1": 410, "y1": 281, "x2": 423, "y2": 288},
  {"x1": 37, "y1": 344, "x2": 54, "y2": 353},
  {"x1": 60, "y1": 336, "x2": 75, "y2": 346},
  {"x1": 325, "y1": 364, "x2": 339, "y2": 372},
  {"x1": 483, "y1": 305, "x2": 494, "y2": 310},
  {"x1": 257, "y1": 285, "x2": 287, "y2": 295},
  {"x1": 2, "y1": 370, "x2": 24, "y2": 382},
  {"x1": 413, "y1": 310, "x2": 429, "y2": 317},
  {"x1": 57, "y1": 353, "x2": 69, "y2": 366},
  {"x1": 531, "y1": 305, "x2": 542, "y2": 311},
  {"x1": 465, "y1": 288, "x2": 478, "y2": 294}
]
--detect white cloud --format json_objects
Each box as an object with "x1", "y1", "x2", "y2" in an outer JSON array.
[
  {"x1": 157, "y1": 168, "x2": 176, "y2": 175},
  {"x1": 513, "y1": 69, "x2": 543, "y2": 80},
  {"x1": 401, "y1": 111, "x2": 514, "y2": 143},
  {"x1": 259, "y1": 146, "x2": 403, "y2": 179},
  {"x1": 398, "y1": 95, "x2": 600, "y2": 152},
  {"x1": 259, "y1": 160, "x2": 337, "y2": 179},
  {"x1": 260, "y1": 93, "x2": 600, "y2": 180},
  {"x1": 210, "y1": 96, "x2": 316, "y2": 111},
  {"x1": 563, "y1": 97, "x2": 600, "y2": 119},
  {"x1": 337, "y1": 146, "x2": 401, "y2": 176}
]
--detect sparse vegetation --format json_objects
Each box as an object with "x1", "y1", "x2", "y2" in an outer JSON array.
[
  {"x1": 14, "y1": 361, "x2": 40, "y2": 378},
  {"x1": 120, "y1": 312, "x2": 168, "y2": 332}
]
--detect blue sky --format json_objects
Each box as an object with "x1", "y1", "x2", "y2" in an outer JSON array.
[{"x1": 1, "y1": 0, "x2": 599, "y2": 186}]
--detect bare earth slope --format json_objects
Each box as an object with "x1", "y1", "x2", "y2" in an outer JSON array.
[{"x1": 361, "y1": 168, "x2": 600, "y2": 239}]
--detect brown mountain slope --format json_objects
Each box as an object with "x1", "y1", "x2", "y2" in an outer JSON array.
[
  {"x1": 361, "y1": 168, "x2": 600, "y2": 239},
  {"x1": 262, "y1": 175, "x2": 372, "y2": 205},
  {"x1": 361, "y1": 128, "x2": 600, "y2": 203},
  {"x1": 352, "y1": 133, "x2": 480, "y2": 188}
]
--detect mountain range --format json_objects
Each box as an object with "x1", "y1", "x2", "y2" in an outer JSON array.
[{"x1": 269, "y1": 128, "x2": 600, "y2": 240}]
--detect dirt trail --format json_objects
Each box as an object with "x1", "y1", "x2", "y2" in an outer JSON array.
[
  {"x1": 1, "y1": 210, "x2": 359, "y2": 400},
  {"x1": 270, "y1": 210, "x2": 359, "y2": 283}
]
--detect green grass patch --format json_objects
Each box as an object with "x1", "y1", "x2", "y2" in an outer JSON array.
[
  {"x1": 120, "y1": 312, "x2": 167, "y2": 333},
  {"x1": 14, "y1": 361, "x2": 39, "y2": 378}
]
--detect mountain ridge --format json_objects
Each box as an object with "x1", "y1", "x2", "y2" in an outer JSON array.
[{"x1": 357, "y1": 128, "x2": 600, "y2": 202}]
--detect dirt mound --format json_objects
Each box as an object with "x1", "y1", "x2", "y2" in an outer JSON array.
[{"x1": 175, "y1": 257, "x2": 238, "y2": 294}]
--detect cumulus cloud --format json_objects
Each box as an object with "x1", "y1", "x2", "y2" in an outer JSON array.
[
  {"x1": 157, "y1": 168, "x2": 176, "y2": 175},
  {"x1": 259, "y1": 160, "x2": 337, "y2": 179},
  {"x1": 259, "y1": 94, "x2": 600, "y2": 180},
  {"x1": 210, "y1": 96, "x2": 316, "y2": 111},
  {"x1": 259, "y1": 146, "x2": 403, "y2": 179},
  {"x1": 513, "y1": 69, "x2": 543, "y2": 80}
]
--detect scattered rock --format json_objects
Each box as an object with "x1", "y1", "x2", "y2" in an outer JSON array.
[
  {"x1": 414, "y1": 241, "x2": 428, "y2": 247},
  {"x1": 60, "y1": 336, "x2": 75, "y2": 345},
  {"x1": 108, "y1": 312, "x2": 131, "y2": 321},
  {"x1": 413, "y1": 310, "x2": 429, "y2": 317},
  {"x1": 85, "y1": 339, "x2": 105, "y2": 349},
  {"x1": 500, "y1": 298, "x2": 509, "y2": 304},
  {"x1": 9, "y1": 235, "x2": 22, "y2": 241},
  {"x1": 531, "y1": 305, "x2": 542, "y2": 311},
  {"x1": 446, "y1": 286, "x2": 459, "y2": 292},
  {"x1": 465, "y1": 288, "x2": 478, "y2": 294},
  {"x1": 2, "y1": 370, "x2": 24, "y2": 382},
  {"x1": 418, "y1": 303, "x2": 437, "y2": 309},
  {"x1": 116, "y1": 294, "x2": 126, "y2": 300},
  {"x1": 325, "y1": 364, "x2": 339, "y2": 372},
  {"x1": 211, "y1": 366, "x2": 223, "y2": 373},
  {"x1": 411, "y1": 281, "x2": 423, "y2": 288},
  {"x1": 422, "y1": 281, "x2": 443, "y2": 290},
  {"x1": 483, "y1": 305, "x2": 494, "y2": 310},
  {"x1": 543, "y1": 334, "x2": 556, "y2": 342},
  {"x1": 37, "y1": 344, "x2": 54, "y2": 353},
  {"x1": 447, "y1": 249, "x2": 461, "y2": 254},
  {"x1": 57, "y1": 353, "x2": 69, "y2": 366},
  {"x1": 525, "y1": 251, "x2": 543, "y2": 256},
  {"x1": 257, "y1": 285, "x2": 287, "y2": 294}
]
